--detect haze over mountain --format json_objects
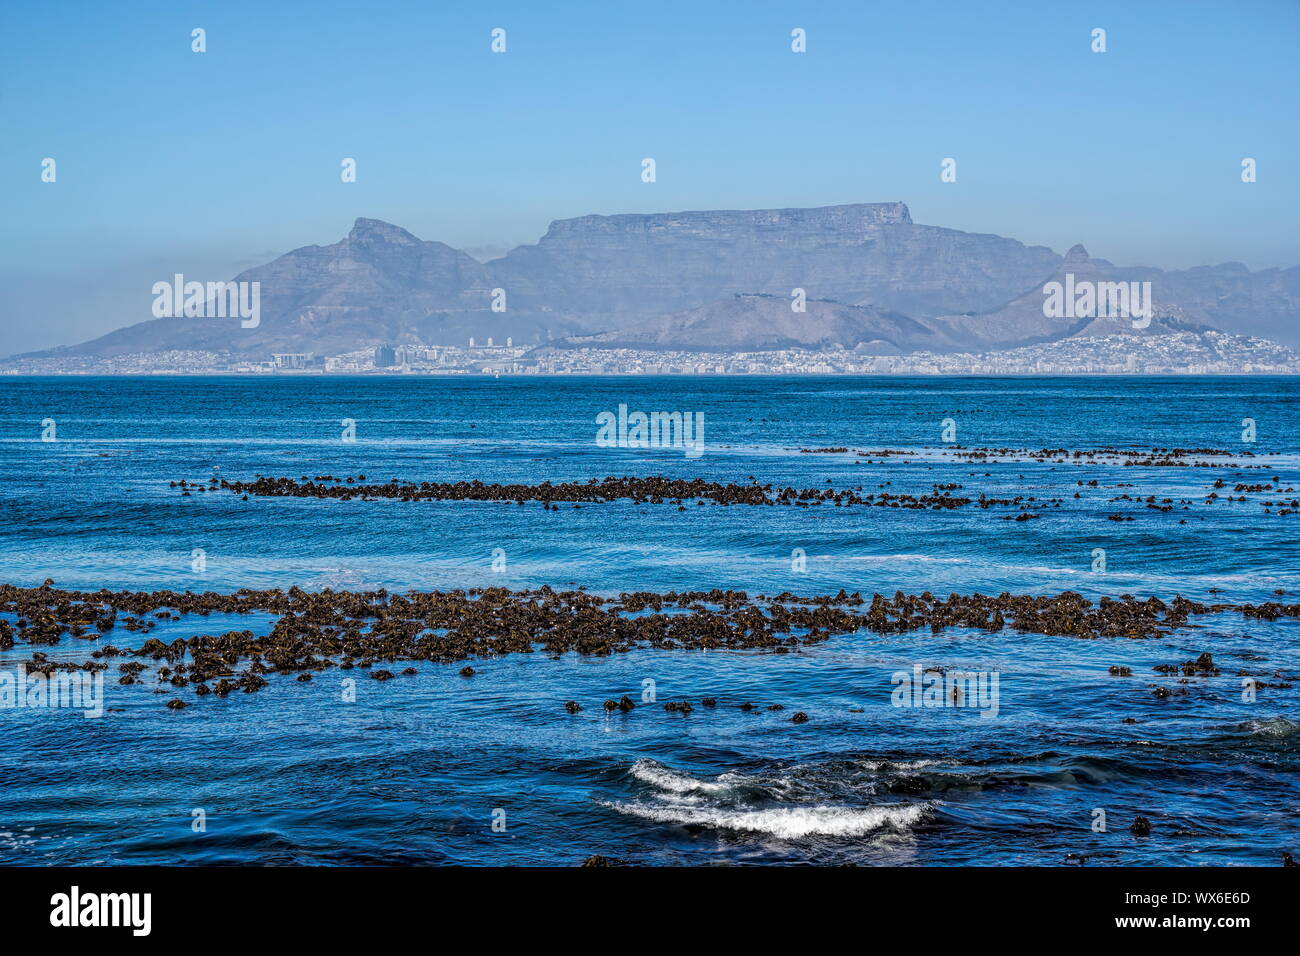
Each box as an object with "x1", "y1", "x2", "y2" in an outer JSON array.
[
  {"x1": 932, "y1": 244, "x2": 1215, "y2": 350},
  {"x1": 489, "y1": 202, "x2": 1060, "y2": 322},
  {"x1": 561, "y1": 294, "x2": 965, "y2": 354},
  {"x1": 14, "y1": 202, "x2": 1300, "y2": 361},
  {"x1": 26, "y1": 219, "x2": 564, "y2": 359}
]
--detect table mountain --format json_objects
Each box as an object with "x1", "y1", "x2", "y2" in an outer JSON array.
[
  {"x1": 13, "y1": 203, "x2": 1300, "y2": 361},
  {"x1": 491, "y1": 202, "x2": 1061, "y2": 321}
]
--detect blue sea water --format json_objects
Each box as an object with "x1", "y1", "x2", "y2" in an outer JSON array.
[{"x1": 0, "y1": 375, "x2": 1297, "y2": 865}]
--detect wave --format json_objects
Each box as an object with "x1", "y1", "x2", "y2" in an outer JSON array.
[
  {"x1": 628, "y1": 757, "x2": 799, "y2": 799},
  {"x1": 629, "y1": 758, "x2": 735, "y2": 795},
  {"x1": 1243, "y1": 716, "x2": 1299, "y2": 738},
  {"x1": 856, "y1": 758, "x2": 945, "y2": 771},
  {"x1": 599, "y1": 799, "x2": 931, "y2": 838},
  {"x1": 611, "y1": 757, "x2": 934, "y2": 838}
]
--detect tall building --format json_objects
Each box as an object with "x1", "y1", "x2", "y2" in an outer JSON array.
[{"x1": 374, "y1": 344, "x2": 397, "y2": 368}]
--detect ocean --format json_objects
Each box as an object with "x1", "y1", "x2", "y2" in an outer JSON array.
[{"x1": 0, "y1": 375, "x2": 1296, "y2": 865}]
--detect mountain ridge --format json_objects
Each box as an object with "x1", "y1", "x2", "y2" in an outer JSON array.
[{"x1": 12, "y1": 202, "x2": 1300, "y2": 361}]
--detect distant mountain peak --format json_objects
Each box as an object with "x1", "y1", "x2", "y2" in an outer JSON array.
[
  {"x1": 1064, "y1": 243, "x2": 1091, "y2": 262},
  {"x1": 348, "y1": 217, "x2": 420, "y2": 245}
]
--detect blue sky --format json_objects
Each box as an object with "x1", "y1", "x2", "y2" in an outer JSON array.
[{"x1": 1, "y1": 0, "x2": 1297, "y2": 354}]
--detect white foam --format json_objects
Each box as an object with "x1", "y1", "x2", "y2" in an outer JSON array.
[
  {"x1": 857, "y1": 758, "x2": 944, "y2": 771},
  {"x1": 629, "y1": 758, "x2": 733, "y2": 794},
  {"x1": 1246, "y1": 717, "x2": 1298, "y2": 738},
  {"x1": 600, "y1": 799, "x2": 931, "y2": 838}
]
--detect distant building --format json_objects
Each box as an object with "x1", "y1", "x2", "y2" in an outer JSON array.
[
  {"x1": 374, "y1": 344, "x2": 397, "y2": 367},
  {"x1": 272, "y1": 352, "x2": 313, "y2": 369}
]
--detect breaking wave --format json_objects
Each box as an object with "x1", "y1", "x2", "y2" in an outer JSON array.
[
  {"x1": 600, "y1": 799, "x2": 930, "y2": 838},
  {"x1": 629, "y1": 757, "x2": 737, "y2": 795},
  {"x1": 609, "y1": 757, "x2": 934, "y2": 839}
]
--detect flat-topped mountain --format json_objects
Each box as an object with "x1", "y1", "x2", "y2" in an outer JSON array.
[
  {"x1": 491, "y1": 201, "x2": 1060, "y2": 320},
  {"x1": 11, "y1": 202, "x2": 1300, "y2": 362}
]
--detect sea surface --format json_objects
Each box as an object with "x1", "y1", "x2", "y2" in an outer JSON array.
[{"x1": 0, "y1": 375, "x2": 1297, "y2": 866}]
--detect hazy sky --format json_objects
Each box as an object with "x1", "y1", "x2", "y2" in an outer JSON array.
[{"x1": 2, "y1": 0, "x2": 1297, "y2": 354}]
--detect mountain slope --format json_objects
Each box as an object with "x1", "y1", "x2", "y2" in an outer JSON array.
[
  {"x1": 25, "y1": 219, "x2": 568, "y2": 359},
  {"x1": 937, "y1": 245, "x2": 1214, "y2": 349},
  {"x1": 559, "y1": 294, "x2": 963, "y2": 353}
]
